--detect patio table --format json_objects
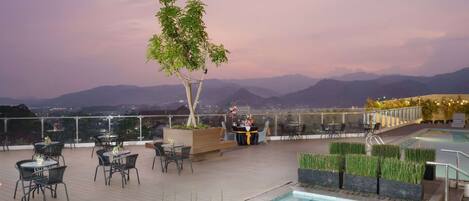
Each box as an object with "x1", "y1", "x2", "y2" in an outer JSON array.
[{"x1": 20, "y1": 159, "x2": 58, "y2": 200}]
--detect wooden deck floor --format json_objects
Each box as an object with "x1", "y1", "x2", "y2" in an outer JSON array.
[{"x1": 0, "y1": 125, "x2": 450, "y2": 201}]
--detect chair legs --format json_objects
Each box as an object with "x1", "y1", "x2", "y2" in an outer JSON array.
[
  {"x1": 13, "y1": 179, "x2": 19, "y2": 199},
  {"x1": 91, "y1": 146, "x2": 95, "y2": 158}
]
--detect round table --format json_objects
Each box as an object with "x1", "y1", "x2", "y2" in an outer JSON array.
[
  {"x1": 232, "y1": 126, "x2": 259, "y2": 145},
  {"x1": 21, "y1": 159, "x2": 58, "y2": 169}
]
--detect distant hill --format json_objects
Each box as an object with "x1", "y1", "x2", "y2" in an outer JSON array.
[
  {"x1": 331, "y1": 72, "x2": 381, "y2": 81},
  {"x1": 276, "y1": 67, "x2": 469, "y2": 107},
  {"x1": 225, "y1": 74, "x2": 318, "y2": 95},
  {"x1": 1, "y1": 68, "x2": 468, "y2": 108}
]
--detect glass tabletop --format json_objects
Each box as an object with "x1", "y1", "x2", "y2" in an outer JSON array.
[{"x1": 20, "y1": 159, "x2": 58, "y2": 168}]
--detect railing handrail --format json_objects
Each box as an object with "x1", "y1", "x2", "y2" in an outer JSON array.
[
  {"x1": 441, "y1": 149, "x2": 469, "y2": 159},
  {"x1": 0, "y1": 106, "x2": 422, "y2": 120},
  {"x1": 426, "y1": 161, "x2": 469, "y2": 177}
]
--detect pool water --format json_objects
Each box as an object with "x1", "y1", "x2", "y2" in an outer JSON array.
[
  {"x1": 400, "y1": 129, "x2": 469, "y2": 180},
  {"x1": 273, "y1": 191, "x2": 355, "y2": 201}
]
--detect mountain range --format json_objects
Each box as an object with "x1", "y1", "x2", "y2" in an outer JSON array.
[{"x1": 1, "y1": 68, "x2": 468, "y2": 108}]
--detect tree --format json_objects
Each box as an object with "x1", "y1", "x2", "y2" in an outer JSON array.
[{"x1": 147, "y1": 0, "x2": 229, "y2": 127}]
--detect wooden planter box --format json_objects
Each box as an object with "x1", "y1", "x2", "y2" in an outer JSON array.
[
  {"x1": 379, "y1": 179, "x2": 423, "y2": 201},
  {"x1": 298, "y1": 169, "x2": 342, "y2": 189},
  {"x1": 343, "y1": 174, "x2": 378, "y2": 194},
  {"x1": 163, "y1": 128, "x2": 236, "y2": 161}
]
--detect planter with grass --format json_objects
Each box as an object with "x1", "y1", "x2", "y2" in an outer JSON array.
[
  {"x1": 298, "y1": 153, "x2": 343, "y2": 188},
  {"x1": 329, "y1": 142, "x2": 366, "y2": 155},
  {"x1": 343, "y1": 154, "x2": 379, "y2": 194},
  {"x1": 371, "y1": 144, "x2": 401, "y2": 159},
  {"x1": 379, "y1": 158, "x2": 425, "y2": 201},
  {"x1": 405, "y1": 148, "x2": 436, "y2": 180}
]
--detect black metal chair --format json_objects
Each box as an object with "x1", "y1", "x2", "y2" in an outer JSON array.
[
  {"x1": 31, "y1": 166, "x2": 69, "y2": 201},
  {"x1": 13, "y1": 160, "x2": 36, "y2": 200},
  {"x1": 94, "y1": 149, "x2": 111, "y2": 185},
  {"x1": 152, "y1": 142, "x2": 166, "y2": 172},
  {"x1": 320, "y1": 124, "x2": 330, "y2": 138},
  {"x1": 338, "y1": 123, "x2": 346, "y2": 137},
  {"x1": 111, "y1": 154, "x2": 140, "y2": 188},
  {"x1": 372, "y1": 123, "x2": 381, "y2": 134},
  {"x1": 43, "y1": 143, "x2": 65, "y2": 165},
  {"x1": 176, "y1": 146, "x2": 193, "y2": 174},
  {"x1": 91, "y1": 135, "x2": 104, "y2": 158}
]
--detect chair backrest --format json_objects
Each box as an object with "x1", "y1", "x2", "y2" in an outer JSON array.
[
  {"x1": 180, "y1": 146, "x2": 191, "y2": 159},
  {"x1": 96, "y1": 149, "x2": 111, "y2": 166},
  {"x1": 47, "y1": 166, "x2": 67, "y2": 184},
  {"x1": 33, "y1": 143, "x2": 46, "y2": 155},
  {"x1": 16, "y1": 159, "x2": 35, "y2": 180},
  {"x1": 340, "y1": 123, "x2": 346, "y2": 131},
  {"x1": 321, "y1": 124, "x2": 326, "y2": 131},
  {"x1": 93, "y1": 135, "x2": 103, "y2": 146},
  {"x1": 44, "y1": 143, "x2": 64, "y2": 157},
  {"x1": 125, "y1": 154, "x2": 139, "y2": 169},
  {"x1": 154, "y1": 142, "x2": 165, "y2": 157}
]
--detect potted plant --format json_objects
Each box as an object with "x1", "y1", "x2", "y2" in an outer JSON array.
[
  {"x1": 146, "y1": 0, "x2": 230, "y2": 160},
  {"x1": 405, "y1": 148, "x2": 436, "y2": 180},
  {"x1": 371, "y1": 144, "x2": 401, "y2": 159},
  {"x1": 343, "y1": 154, "x2": 379, "y2": 194},
  {"x1": 329, "y1": 142, "x2": 366, "y2": 155},
  {"x1": 298, "y1": 153, "x2": 343, "y2": 188},
  {"x1": 380, "y1": 158, "x2": 425, "y2": 201}
]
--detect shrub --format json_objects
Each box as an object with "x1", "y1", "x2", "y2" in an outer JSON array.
[
  {"x1": 345, "y1": 154, "x2": 379, "y2": 177},
  {"x1": 381, "y1": 158, "x2": 425, "y2": 184},
  {"x1": 298, "y1": 153, "x2": 343, "y2": 172},
  {"x1": 405, "y1": 148, "x2": 436, "y2": 163},
  {"x1": 371, "y1": 144, "x2": 401, "y2": 159},
  {"x1": 329, "y1": 142, "x2": 366, "y2": 155}
]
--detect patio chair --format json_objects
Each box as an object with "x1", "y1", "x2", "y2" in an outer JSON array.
[
  {"x1": 152, "y1": 142, "x2": 167, "y2": 172},
  {"x1": 111, "y1": 154, "x2": 140, "y2": 188},
  {"x1": 452, "y1": 113, "x2": 466, "y2": 128},
  {"x1": 94, "y1": 149, "x2": 111, "y2": 185},
  {"x1": 13, "y1": 159, "x2": 36, "y2": 200},
  {"x1": 44, "y1": 142, "x2": 65, "y2": 165},
  {"x1": 320, "y1": 124, "x2": 330, "y2": 139},
  {"x1": 31, "y1": 166, "x2": 69, "y2": 201},
  {"x1": 91, "y1": 135, "x2": 104, "y2": 158},
  {"x1": 257, "y1": 121, "x2": 270, "y2": 144},
  {"x1": 221, "y1": 121, "x2": 236, "y2": 141},
  {"x1": 1, "y1": 132, "x2": 10, "y2": 151},
  {"x1": 338, "y1": 123, "x2": 346, "y2": 137},
  {"x1": 176, "y1": 146, "x2": 193, "y2": 173}
]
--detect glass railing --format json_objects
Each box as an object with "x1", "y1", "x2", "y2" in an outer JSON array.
[{"x1": 0, "y1": 106, "x2": 421, "y2": 146}]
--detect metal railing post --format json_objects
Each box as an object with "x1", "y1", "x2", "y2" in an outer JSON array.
[
  {"x1": 3, "y1": 118, "x2": 7, "y2": 133},
  {"x1": 108, "y1": 117, "x2": 112, "y2": 133},
  {"x1": 139, "y1": 116, "x2": 143, "y2": 141},
  {"x1": 75, "y1": 117, "x2": 79, "y2": 143},
  {"x1": 197, "y1": 115, "x2": 200, "y2": 125},
  {"x1": 169, "y1": 115, "x2": 172, "y2": 128},
  {"x1": 321, "y1": 113, "x2": 324, "y2": 124},
  {"x1": 223, "y1": 114, "x2": 227, "y2": 123},
  {"x1": 445, "y1": 164, "x2": 449, "y2": 201},
  {"x1": 274, "y1": 114, "x2": 278, "y2": 136},
  {"x1": 456, "y1": 152, "x2": 460, "y2": 184},
  {"x1": 41, "y1": 118, "x2": 45, "y2": 139},
  {"x1": 342, "y1": 113, "x2": 345, "y2": 124}
]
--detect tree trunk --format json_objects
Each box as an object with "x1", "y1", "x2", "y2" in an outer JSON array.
[
  {"x1": 183, "y1": 81, "x2": 197, "y2": 127},
  {"x1": 185, "y1": 73, "x2": 206, "y2": 126}
]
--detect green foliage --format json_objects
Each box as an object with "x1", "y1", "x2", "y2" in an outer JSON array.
[
  {"x1": 371, "y1": 144, "x2": 401, "y2": 159},
  {"x1": 381, "y1": 158, "x2": 425, "y2": 184},
  {"x1": 146, "y1": 0, "x2": 229, "y2": 75},
  {"x1": 329, "y1": 142, "x2": 366, "y2": 155},
  {"x1": 171, "y1": 124, "x2": 209, "y2": 129},
  {"x1": 298, "y1": 153, "x2": 343, "y2": 172},
  {"x1": 345, "y1": 154, "x2": 379, "y2": 177},
  {"x1": 405, "y1": 148, "x2": 436, "y2": 163}
]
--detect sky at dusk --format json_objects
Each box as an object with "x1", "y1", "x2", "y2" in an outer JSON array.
[{"x1": 1, "y1": 0, "x2": 469, "y2": 98}]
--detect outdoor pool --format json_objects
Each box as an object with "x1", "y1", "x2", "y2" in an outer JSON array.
[
  {"x1": 273, "y1": 191, "x2": 355, "y2": 201},
  {"x1": 400, "y1": 128, "x2": 469, "y2": 180}
]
